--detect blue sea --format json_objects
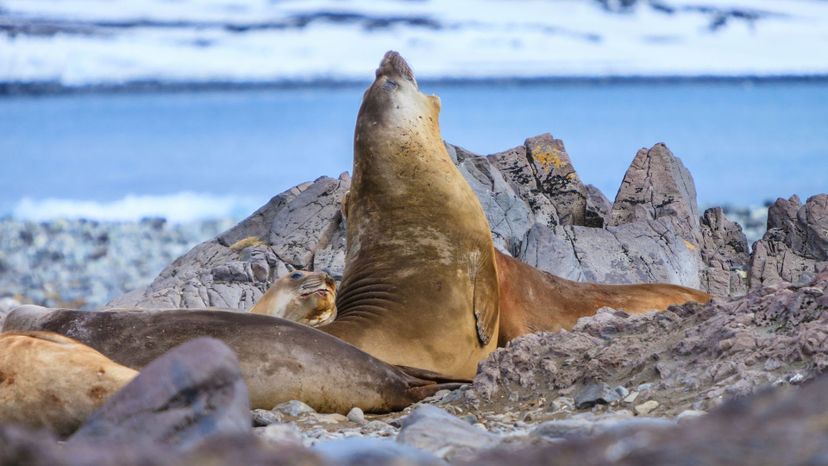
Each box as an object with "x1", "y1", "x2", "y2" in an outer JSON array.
[{"x1": 1, "y1": 80, "x2": 826, "y2": 221}]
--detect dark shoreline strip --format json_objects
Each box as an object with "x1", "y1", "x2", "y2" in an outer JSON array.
[{"x1": 2, "y1": 75, "x2": 828, "y2": 97}]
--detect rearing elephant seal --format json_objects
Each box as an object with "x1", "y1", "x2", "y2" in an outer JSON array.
[
  {"x1": 249, "y1": 270, "x2": 336, "y2": 326},
  {"x1": 320, "y1": 51, "x2": 500, "y2": 379}
]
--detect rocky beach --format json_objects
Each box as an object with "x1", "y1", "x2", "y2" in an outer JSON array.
[{"x1": 2, "y1": 132, "x2": 827, "y2": 465}]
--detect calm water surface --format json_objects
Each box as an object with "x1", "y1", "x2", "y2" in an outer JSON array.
[{"x1": 1, "y1": 81, "x2": 826, "y2": 215}]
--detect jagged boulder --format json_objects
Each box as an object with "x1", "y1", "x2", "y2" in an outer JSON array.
[
  {"x1": 462, "y1": 268, "x2": 828, "y2": 414},
  {"x1": 109, "y1": 175, "x2": 350, "y2": 309},
  {"x1": 750, "y1": 194, "x2": 828, "y2": 290},
  {"x1": 700, "y1": 207, "x2": 750, "y2": 298}
]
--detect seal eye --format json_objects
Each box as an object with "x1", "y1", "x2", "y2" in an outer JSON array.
[
  {"x1": 383, "y1": 79, "x2": 398, "y2": 91},
  {"x1": 290, "y1": 272, "x2": 303, "y2": 280}
]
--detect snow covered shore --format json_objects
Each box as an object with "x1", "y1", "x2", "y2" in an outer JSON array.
[{"x1": 2, "y1": 0, "x2": 827, "y2": 89}]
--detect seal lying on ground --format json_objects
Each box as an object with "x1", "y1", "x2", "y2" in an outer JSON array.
[
  {"x1": 320, "y1": 51, "x2": 501, "y2": 379},
  {"x1": 0, "y1": 331, "x2": 137, "y2": 436},
  {"x1": 494, "y1": 251, "x2": 710, "y2": 344},
  {"x1": 2, "y1": 306, "x2": 462, "y2": 414},
  {"x1": 249, "y1": 270, "x2": 336, "y2": 326}
]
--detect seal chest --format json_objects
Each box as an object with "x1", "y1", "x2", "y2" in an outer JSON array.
[{"x1": 322, "y1": 51, "x2": 500, "y2": 379}]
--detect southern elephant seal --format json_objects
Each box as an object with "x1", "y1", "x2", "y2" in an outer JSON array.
[
  {"x1": 320, "y1": 51, "x2": 500, "y2": 379},
  {"x1": 0, "y1": 331, "x2": 137, "y2": 436},
  {"x1": 249, "y1": 270, "x2": 337, "y2": 326},
  {"x1": 2, "y1": 306, "x2": 462, "y2": 414},
  {"x1": 495, "y1": 251, "x2": 710, "y2": 344}
]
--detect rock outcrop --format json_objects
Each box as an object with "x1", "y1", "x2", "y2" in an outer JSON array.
[
  {"x1": 462, "y1": 268, "x2": 828, "y2": 415},
  {"x1": 464, "y1": 373, "x2": 828, "y2": 466},
  {"x1": 111, "y1": 134, "x2": 735, "y2": 309},
  {"x1": 70, "y1": 338, "x2": 251, "y2": 450},
  {"x1": 750, "y1": 194, "x2": 828, "y2": 290}
]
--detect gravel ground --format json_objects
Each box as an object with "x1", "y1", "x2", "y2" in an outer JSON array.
[{"x1": 0, "y1": 217, "x2": 234, "y2": 310}]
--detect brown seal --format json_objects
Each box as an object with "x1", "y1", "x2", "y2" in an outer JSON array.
[
  {"x1": 495, "y1": 251, "x2": 710, "y2": 344},
  {"x1": 249, "y1": 270, "x2": 336, "y2": 326},
  {"x1": 319, "y1": 51, "x2": 500, "y2": 379},
  {"x1": 2, "y1": 306, "x2": 463, "y2": 414},
  {"x1": 0, "y1": 331, "x2": 137, "y2": 436}
]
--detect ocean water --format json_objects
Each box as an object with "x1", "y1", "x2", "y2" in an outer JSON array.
[{"x1": 1, "y1": 81, "x2": 826, "y2": 221}]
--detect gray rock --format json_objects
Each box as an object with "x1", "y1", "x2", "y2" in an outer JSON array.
[
  {"x1": 521, "y1": 219, "x2": 702, "y2": 287},
  {"x1": 634, "y1": 400, "x2": 660, "y2": 415},
  {"x1": 574, "y1": 382, "x2": 621, "y2": 409},
  {"x1": 397, "y1": 405, "x2": 501, "y2": 461},
  {"x1": 273, "y1": 400, "x2": 317, "y2": 417},
  {"x1": 530, "y1": 413, "x2": 673, "y2": 440},
  {"x1": 316, "y1": 437, "x2": 446, "y2": 466},
  {"x1": 610, "y1": 143, "x2": 700, "y2": 242},
  {"x1": 70, "y1": 337, "x2": 251, "y2": 451},
  {"x1": 750, "y1": 195, "x2": 828, "y2": 289},
  {"x1": 465, "y1": 269, "x2": 828, "y2": 413},
  {"x1": 584, "y1": 184, "x2": 612, "y2": 228},
  {"x1": 347, "y1": 407, "x2": 366, "y2": 425},
  {"x1": 251, "y1": 409, "x2": 283, "y2": 427},
  {"x1": 699, "y1": 207, "x2": 750, "y2": 298},
  {"x1": 254, "y1": 423, "x2": 304, "y2": 445},
  {"x1": 487, "y1": 134, "x2": 589, "y2": 228},
  {"x1": 107, "y1": 174, "x2": 350, "y2": 309}
]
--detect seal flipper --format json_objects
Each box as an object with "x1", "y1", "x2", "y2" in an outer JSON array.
[
  {"x1": 395, "y1": 365, "x2": 468, "y2": 404},
  {"x1": 469, "y1": 248, "x2": 499, "y2": 346}
]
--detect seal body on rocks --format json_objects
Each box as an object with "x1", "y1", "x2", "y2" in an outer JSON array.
[
  {"x1": 249, "y1": 270, "x2": 337, "y2": 326},
  {"x1": 495, "y1": 251, "x2": 710, "y2": 344},
  {"x1": 0, "y1": 331, "x2": 137, "y2": 436},
  {"x1": 320, "y1": 51, "x2": 500, "y2": 379},
  {"x1": 2, "y1": 306, "x2": 462, "y2": 414}
]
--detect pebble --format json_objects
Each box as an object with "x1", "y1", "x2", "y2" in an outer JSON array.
[
  {"x1": 346, "y1": 407, "x2": 366, "y2": 425},
  {"x1": 574, "y1": 383, "x2": 621, "y2": 409},
  {"x1": 788, "y1": 373, "x2": 805, "y2": 384},
  {"x1": 634, "y1": 400, "x2": 660, "y2": 415},
  {"x1": 273, "y1": 400, "x2": 316, "y2": 417},
  {"x1": 623, "y1": 391, "x2": 640, "y2": 403},
  {"x1": 677, "y1": 409, "x2": 707, "y2": 421},
  {"x1": 312, "y1": 413, "x2": 348, "y2": 424},
  {"x1": 251, "y1": 409, "x2": 283, "y2": 427},
  {"x1": 397, "y1": 405, "x2": 501, "y2": 461},
  {"x1": 254, "y1": 423, "x2": 304, "y2": 445},
  {"x1": 613, "y1": 386, "x2": 630, "y2": 398}
]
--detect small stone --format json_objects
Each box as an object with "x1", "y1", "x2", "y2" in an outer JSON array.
[
  {"x1": 613, "y1": 386, "x2": 630, "y2": 398},
  {"x1": 254, "y1": 423, "x2": 304, "y2": 445},
  {"x1": 788, "y1": 373, "x2": 805, "y2": 384},
  {"x1": 634, "y1": 400, "x2": 660, "y2": 415},
  {"x1": 637, "y1": 383, "x2": 654, "y2": 392},
  {"x1": 574, "y1": 383, "x2": 621, "y2": 409},
  {"x1": 346, "y1": 407, "x2": 366, "y2": 425},
  {"x1": 397, "y1": 405, "x2": 500, "y2": 461},
  {"x1": 624, "y1": 391, "x2": 640, "y2": 404},
  {"x1": 311, "y1": 413, "x2": 347, "y2": 424},
  {"x1": 433, "y1": 389, "x2": 452, "y2": 400},
  {"x1": 273, "y1": 400, "x2": 316, "y2": 417},
  {"x1": 251, "y1": 409, "x2": 283, "y2": 427},
  {"x1": 549, "y1": 396, "x2": 575, "y2": 412},
  {"x1": 363, "y1": 420, "x2": 391, "y2": 431},
  {"x1": 460, "y1": 414, "x2": 478, "y2": 424},
  {"x1": 677, "y1": 409, "x2": 707, "y2": 421}
]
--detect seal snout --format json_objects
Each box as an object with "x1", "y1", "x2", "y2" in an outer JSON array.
[{"x1": 376, "y1": 50, "x2": 417, "y2": 87}]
